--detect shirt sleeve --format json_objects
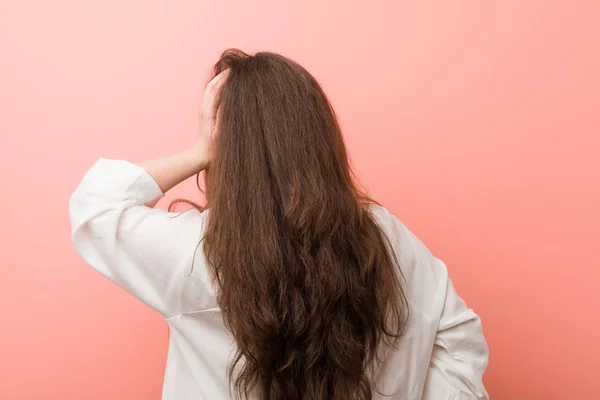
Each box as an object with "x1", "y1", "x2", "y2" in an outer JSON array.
[
  {"x1": 422, "y1": 262, "x2": 490, "y2": 399},
  {"x1": 69, "y1": 158, "x2": 206, "y2": 318},
  {"x1": 372, "y1": 205, "x2": 489, "y2": 399}
]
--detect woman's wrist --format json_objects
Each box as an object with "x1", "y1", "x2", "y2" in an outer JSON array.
[
  {"x1": 183, "y1": 144, "x2": 210, "y2": 173},
  {"x1": 193, "y1": 136, "x2": 214, "y2": 170}
]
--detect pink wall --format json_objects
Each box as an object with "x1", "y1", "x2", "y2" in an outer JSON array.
[{"x1": 1, "y1": 1, "x2": 599, "y2": 399}]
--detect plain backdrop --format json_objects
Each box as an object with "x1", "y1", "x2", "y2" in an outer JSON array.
[{"x1": 1, "y1": 1, "x2": 599, "y2": 399}]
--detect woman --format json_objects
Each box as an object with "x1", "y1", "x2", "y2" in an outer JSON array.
[{"x1": 70, "y1": 49, "x2": 488, "y2": 400}]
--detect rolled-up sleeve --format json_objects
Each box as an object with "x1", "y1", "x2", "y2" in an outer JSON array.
[
  {"x1": 69, "y1": 158, "x2": 205, "y2": 317},
  {"x1": 423, "y1": 266, "x2": 489, "y2": 399}
]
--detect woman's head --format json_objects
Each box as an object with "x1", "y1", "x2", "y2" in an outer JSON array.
[
  {"x1": 207, "y1": 49, "x2": 355, "y2": 213},
  {"x1": 202, "y1": 49, "x2": 408, "y2": 400}
]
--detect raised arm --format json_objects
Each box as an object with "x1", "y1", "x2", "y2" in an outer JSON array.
[{"x1": 139, "y1": 70, "x2": 228, "y2": 192}]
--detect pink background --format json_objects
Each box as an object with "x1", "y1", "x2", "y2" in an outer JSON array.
[{"x1": 1, "y1": 1, "x2": 599, "y2": 399}]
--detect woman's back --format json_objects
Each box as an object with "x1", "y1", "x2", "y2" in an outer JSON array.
[{"x1": 70, "y1": 50, "x2": 488, "y2": 399}]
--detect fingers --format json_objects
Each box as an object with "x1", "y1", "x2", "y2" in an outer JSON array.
[
  {"x1": 209, "y1": 69, "x2": 230, "y2": 88},
  {"x1": 202, "y1": 69, "x2": 230, "y2": 117},
  {"x1": 205, "y1": 69, "x2": 230, "y2": 100}
]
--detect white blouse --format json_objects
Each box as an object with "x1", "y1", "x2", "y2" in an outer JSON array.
[{"x1": 69, "y1": 158, "x2": 489, "y2": 400}]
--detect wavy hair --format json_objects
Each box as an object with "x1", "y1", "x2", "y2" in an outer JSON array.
[{"x1": 199, "y1": 49, "x2": 408, "y2": 400}]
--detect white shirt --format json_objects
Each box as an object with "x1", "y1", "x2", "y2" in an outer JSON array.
[{"x1": 69, "y1": 158, "x2": 489, "y2": 400}]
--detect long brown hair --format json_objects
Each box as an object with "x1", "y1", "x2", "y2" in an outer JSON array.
[{"x1": 202, "y1": 49, "x2": 407, "y2": 400}]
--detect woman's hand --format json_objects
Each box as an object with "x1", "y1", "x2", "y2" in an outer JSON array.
[
  {"x1": 192, "y1": 70, "x2": 230, "y2": 167},
  {"x1": 138, "y1": 70, "x2": 229, "y2": 193}
]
